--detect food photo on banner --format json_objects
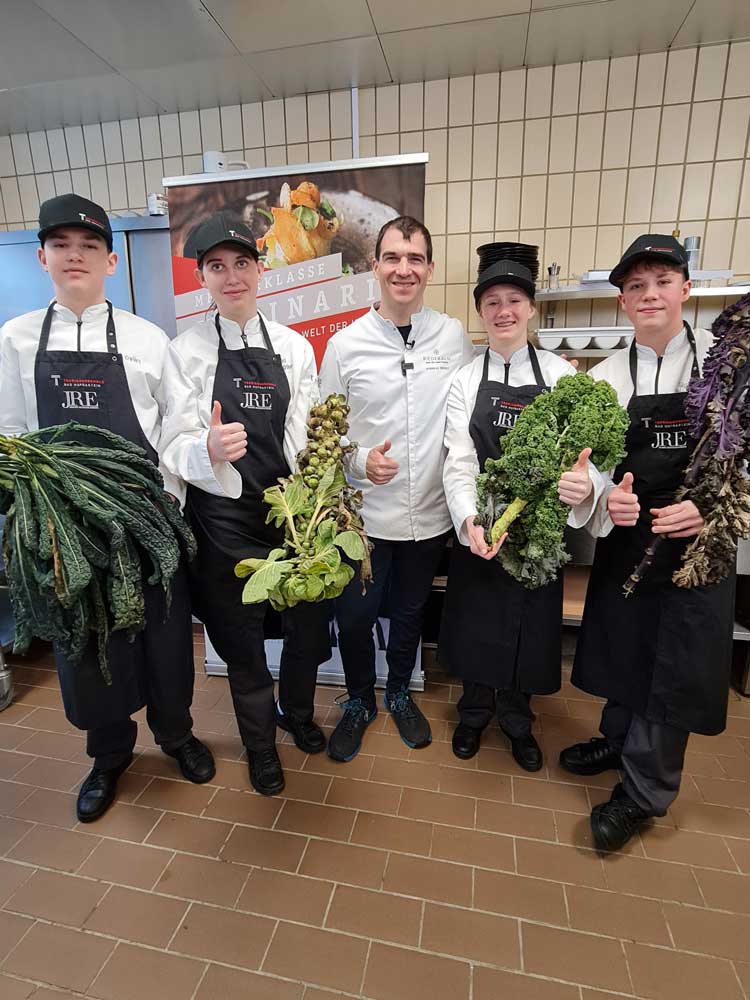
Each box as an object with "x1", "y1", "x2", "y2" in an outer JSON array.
[{"x1": 163, "y1": 154, "x2": 427, "y2": 685}]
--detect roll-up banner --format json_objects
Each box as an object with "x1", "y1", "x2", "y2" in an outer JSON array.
[{"x1": 163, "y1": 154, "x2": 427, "y2": 367}]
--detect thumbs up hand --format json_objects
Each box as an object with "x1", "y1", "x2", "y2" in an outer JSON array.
[
  {"x1": 558, "y1": 447, "x2": 594, "y2": 507},
  {"x1": 607, "y1": 471, "x2": 640, "y2": 527},
  {"x1": 206, "y1": 400, "x2": 248, "y2": 464},
  {"x1": 365, "y1": 439, "x2": 399, "y2": 485}
]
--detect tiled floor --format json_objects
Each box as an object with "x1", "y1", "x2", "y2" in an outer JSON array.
[{"x1": 1, "y1": 634, "x2": 750, "y2": 1000}]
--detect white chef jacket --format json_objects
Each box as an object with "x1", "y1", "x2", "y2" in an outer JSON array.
[
  {"x1": 444, "y1": 344, "x2": 606, "y2": 545},
  {"x1": 0, "y1": 301, "x2": 183, "y2": 500},
  {"x1": 585, "y1": 324, "x2": 712, "y2": 538},
  {"x1": 319, "y1": 304, "x2": 475, "y2": 541},
  {"x1": 159, "y1": 311, "x2": 318, "y2": 500}
]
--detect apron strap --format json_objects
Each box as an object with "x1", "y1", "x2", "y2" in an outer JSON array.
[
  {"x1": 480, "y1": 348, "x2": 491, "y2": 384},
  {"x1": 215, "y1": 311, "x2": 281, "y2": 362},
  {"x1": 38, "y1": 300, "x2": 117, "y2": 357},
  {"x1": 628, "y1": 320, "x2": 699, "y2": 402},
  {"x1": 480, "y1": 343, "x2": 547, "y2": 388}
]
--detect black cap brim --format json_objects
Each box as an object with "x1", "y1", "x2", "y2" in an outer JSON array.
[
  {"x1": 474, "y1": 271, "x2": 535, "y2": 306},
  {"x1": 196, "y1": 238, "x2": 260, "y2": 265},
  {"x1": 38, "y1": 221, "x2": 113, "y2": 251},
  {"x1": 609, "y1": 251, "x2": 689, "y2": 288}
]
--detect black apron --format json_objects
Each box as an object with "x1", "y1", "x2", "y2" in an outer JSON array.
[
  {"x1": 572, "y1": 324, "x2": 735, "y2": 735},
  {"x1": 439, "y1": 345, "x2": 562, "y2": 692},
  {"x1": 34, "y1": 301, "x2": 193, "y2": 728}
]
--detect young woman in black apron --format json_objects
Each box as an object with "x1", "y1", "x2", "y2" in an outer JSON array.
[
  {"x1": 5, "y1": 194, "x2": 214, "y2": 824},
  {"x1": 159, "y1": 214, "x2": 330, "y2": 796},
  {"x1": 439, "y1": 259, "x2": 598, "y2": 771},
  {"x1": 561, "y1": 239, "x2": 735, "y2": 850}
]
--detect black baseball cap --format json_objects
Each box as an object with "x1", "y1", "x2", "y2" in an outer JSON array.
[
  {"x1": 609, "y1": 234, "x2": 690, "y2": 288},
  {"x1": 186, "y1": 212, "x2": 260, "y2": 264},
  {"x1": 38, "y1": 194, "x2": 113, "y2": 250},
  {"x1": 474, "y1": 260, "x2": 535, "y2": 306}
]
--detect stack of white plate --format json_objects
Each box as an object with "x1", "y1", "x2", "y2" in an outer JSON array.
[{"x1": 537, "y1": 327, "x2": 634, "y2": 351}]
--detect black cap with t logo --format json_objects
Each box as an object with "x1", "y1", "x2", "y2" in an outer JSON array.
[
  {"x1": 186, "y1": 212, "x2": 260, "y2": 264},
  {"x1": 38, "y1": 194, "x2": 113, "y2": 251},
  {"x1": 609, "y1": 234, "x2": 690, "y2": 288}
]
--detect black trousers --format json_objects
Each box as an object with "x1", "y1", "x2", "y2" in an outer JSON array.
[
  {"x1": 457, "y1": 682, "x2": 535, "y2": 738},
  {"x1": 334, "y1": 532, "x2": 449, "y2": 710}
]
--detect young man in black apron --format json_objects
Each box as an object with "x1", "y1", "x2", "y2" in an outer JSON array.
[
  {"x1": 0, "y1": 194, "x2": 214, "y2": 822},
  {"x1": 440, "y1": 258, "x2": 601, "y2": 771},
  {"x1": 159, "y1": 214, "x2": 330, "y2": 796},
  {"x1": 560, "y1": 235, "x2": 735, "y2": 851}
]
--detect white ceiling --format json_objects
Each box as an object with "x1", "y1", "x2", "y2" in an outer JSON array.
[{"x1": 1, "y1": 0, "x2": 748, "y2": 135}]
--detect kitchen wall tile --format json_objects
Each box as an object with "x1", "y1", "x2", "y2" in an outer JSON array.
[
  {"x1": 121, "y1": 120, "x2": 143, "y2": 161},
  {"x1": 35, "y1": 172, "x2": 55, "y2": 204},
  {"x1": 553, "y1": 62, "x2": 580, "y2": 116},
  {"x1": 665, "y1": 48, "x2": 697, "y2": 104},
  {"x1": 694, "y1": 44, "x2": 728, "y2": 102},
  {"x1": 330, "y1": 91, "x2": 352, "y2": 139},
  {"x1": 498, "y1": 121, "x2": 523, "y2": 177},
  {"x1": 657, "y1": 103, "x2": 690, "y2": 164},
  {"x1": 64, "y1": 126, "x2": 87, "y2": 169},
  {"x1": 686, "y1": 101, "x2": 720, "y2": 162},
  {"x1": 716, "y1": 99, "x2": 750, "y2": 159},
  {"x1": 471, "y1": 179, "x2": 496, "y2": 232},
  {"x1": 652, "y1": 163, "x2": 683, "y2": 222},
  {"x1": 243, "y1": 148, "x2": 266, "y2": 168},
  {"x1": 544, "y1": 227, "x2": 571, "y2": 276},
  {"x1": 182, "y1": 153, "x2": 205, "y2": 173},
  {"x1": 53, "y1": 170, "x2": 73, "y2": 195},
  {"x1": 636, "y1": 51, "x2": 667, "y2": 107},
  {"x1": 603, "y1": 110, "x2": 632, "y2": 168},
  {"x1": 446, "y1": 232, "x2": 471, "y2": 283},
  {"x1": 472, "y1": 124, "x2": 498, "y2": 179},
  {"x1": 709, "y1": 160, "x2": 743, "y2": 218},
  {"x1": 309, "y1": 141, "x2": 331, "y2": 161},
  {"x1": 82, "y1": 124, "x2": 105, "y2": 166},
  {"x1": 474, "y1": 73, "x2": 499, "y2": 124},
  {"x1": 423, "y1": 283, "x2": 445, "y2": 311},
  {"x1": 447, "y1": 181, "x2": 471, "y2": 233},
  {"x1": 17, "y1": 174, "x2": 39, "y2": 220},
  {"x1": 424, "y1": 184, "x2": 447, "y2": 234},
  {"x1": 358, "y1": 135, "x2": 376, "y2": 157},
  {"x1": 431, "y1": 235, "x2": 446, "y2": 283},
  {"x1": 739, "y1": 169, "x2": 750, "y2": 216},
  {"x1": 524, "y1": 118, "x2": 550, "y2": 175},
  {"x1": 680, "y1": 162, "x2": 713, "y2": 219},
  {"x1": 569, "y1": 225, "x2": 597, "y2": 277},
  {"x1": 594, "y1": 224, "x2": 624, "y2": 269},
  {"x1": 526, "y1": 66, "x2": 553, "y2": 119},
  {"x1": 424, "y1": 79, "x2": 449, "y2": 129},
  {"x1": 358, "y1": 88, "x2": 375, "y2": 135},
  {"x1": 285, "y1": 96, "x2": 308, "y2": 144},
  {"x1": 241, "y1": 103, "x2": 264, "y2": 148},
  {"x1": 287, "y1": 142, "x2": 309, "y2": 164},
  {"x1": 572, "y1": 171, "x2": 601, "y2": 226},
  {"x1": 575, "y1": 113, "x2": 604, "y2": 170},
  {"x1": 377, "y1": 133, "x2": 399, "y2": 155},
  {"x1": 702, "y1": 218, "x2": 735, "y2": 268},
  {"x1": 0, "y1": 136, "x2": 14, "y2": 174},
  {"x1": 546, "y1": 173, "x2": 573, "y2": 229},
  {"x1": 448, "y1": 126, "x2": 473, "y2": 181},
  {"x1": 625, "y1": 166, "x2": 655, "y2": 223},
  {"x1": 500, "y1": 68, "x2": 526, "y2": 121},
  {"x1": 139, "y1": 117, "x2": 162, "y2": 160},
  {"x1": 445, "y1": 282, "x2": 468, "y2": 329},
  {"x1": 400, "y1": 132, "x2": 424, "y2": 154},
  {"x1": 220, "y1": 104, "x2": 243, "y2": 149},
  {"x1": 377, "y1": 85, "x2": 399, "y2": 133},
  {"x1": 88, "y1": 164, "x2": 109, "y2": 209},
  {"x1": 732, "y1": 217, "x2": 750, "y2": 274},
  {"x1": 579, "y1": 60, "x2": 608, "y2": 113},
  {"x1": 598, "y1": 169, "x2": 627, "y2": 225},
  {"x1": 70, "y1": 166, "x2": 92, "y2": 199},
  {"x1": 398, "y1": 83, "x2": 422, "y2": 133},
  {"x1": 449, "y1": 76, "x2": 474, "y2": 126},
  {"x1": 266, "y1": 144, "x2": 288, "y2": 166},
  {"x1": 29, "y1": 132, "x2": 51, "y2": 173},
  {"x1": 549, "y1": 116, "x2": 577, "y2": 173},
  {"x1": 726, "y1": 41, "x2": 750, "y2": 99},
  {"x1": 331, "y1": 139, "x2": 353, "y2": 160},
  {"x1": 262, "y1": 101, "x2": 285, "y2": 147},
  {"x1": 521, "y1": 174, "x2": 547, "y2": 230},
  {"x1": 629, "y1": 107, "x2": 661, "y2": 167},
  {"x1": 11, "y1": 133, "x2": 34, "y2": 174},
  {"x1": 495, "y1": 177, "x2": 521, "y2": 230},
  {"x1": 607, "y1": 55, "x2": 637, "y2": 110},
  {"x1": 125, "y1": 161, "x2": 146, "y2": 209},
  {"x1": 106, "y1": 163, "x2": 127, "y2": 209},
  {"x1": 162, "y1": 155, "x2": 183, "y2": 177},
  {"x1": 307, "y1": 93, "x2": 331, "y2": 141},
  {"x1": 102, "y1": 122, "x2": 124, "y2": 164},
  {"x1": 1, "y1": 177, "x2": 22, "y2": 222},
  {"x1": 159, "y1": 114, "x2": 181, "y2": 157}
]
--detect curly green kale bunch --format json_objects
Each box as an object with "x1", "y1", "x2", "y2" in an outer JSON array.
[{"x1": 475, "y1": 373, "x2": 628, "y2": 588}]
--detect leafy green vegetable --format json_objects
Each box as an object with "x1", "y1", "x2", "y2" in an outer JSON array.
[
  {"x1": 292, "y1": 205, "x2": 320, "y2": 231},
  {"x1": 0, "y1": 422, "x2": 196, "y2": 682},
  {"x1": 476, "y1": 373, "x2": 628, "y2": 588},
  {"x1": 319, "y1": 198, "x2": 336, "y2": 220},
  {"x1": 235, "y1": 394, "x2": 372, "y2": 609}
]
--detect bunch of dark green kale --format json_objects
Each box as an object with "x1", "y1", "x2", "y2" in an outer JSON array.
[
  {"x1": 626, "y1": 293, "x2": 750, "y2": 593},
  {"x1": 476, "y1": 373, "x2": 628, "y2": 588}
]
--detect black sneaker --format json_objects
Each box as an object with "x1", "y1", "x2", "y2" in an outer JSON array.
[
  {"x1": 164, "y1": 735, "x2": 216, "y2": 783},
  {"x1": 248, "y1": 746, "x2": 285, "y2": 796},
  {"x1": 327, "y1": 698, "x2": 378, "y2": 762},
  {"x1": 559, "y1": 737, "x2": 622, "y2": 776},
  {"x1": 590, "y1": 783, "x2": 649, "y2": 852},
  {"x1": 277, "y1": 709, "x2": 327, "y2": 754},
  {"x1": 385, "y1": 688, "x2": 431, "y2": 749}
]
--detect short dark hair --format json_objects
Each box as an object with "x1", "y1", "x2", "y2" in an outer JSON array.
[{"x1": 375, "y1": 216, "x2": 433, "y2": 263}]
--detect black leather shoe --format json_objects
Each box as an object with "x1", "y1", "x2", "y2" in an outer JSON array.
[
  {"x1": 76, "y1": 756, "x2": 132, "y2": 823},
  {"x1": 248, "y1": 746, "x2": 285, "y2": 796},
  {"x1": 277, "y1": 709, "x2": 326, "y2": 754},
  {"x1": 559, "y1": 737, "x2": 622, "y2": 776},
  {"x1": 164, "y1": 736, "x2": 215, "y2": 783},
  {"x1": 509, "y1": 733, "x2": 543, "y2": 772},
  {"x1": 590, "y1": 783, "x2": 649, "y2": 852},
  {"x1": 452, "y1": 723, "x2": 482, "y2": 760},
  {"x1": 385, "y1": 688, "x2": 432, "y2": 749}
]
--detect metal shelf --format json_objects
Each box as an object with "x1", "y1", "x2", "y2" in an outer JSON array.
[{"x1": 537, "y1": 284, "x2": 750, "y2": 301}]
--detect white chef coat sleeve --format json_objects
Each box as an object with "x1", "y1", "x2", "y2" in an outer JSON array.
[
  {"x1": 283, "y1": 339, "x2": 318, "y2": 471},
  {"x1": 158, "y1": 342, "x2": 242, "y2": 500},
  {"x1": 0, "y1": 324, "x2": 30, "y2": 435},
  {"x1": 319, "y1": 337, "x2": 369, "y2": 481},
  {"x1": 443, "y1": 367, "x2": 480, "y2": 546}
]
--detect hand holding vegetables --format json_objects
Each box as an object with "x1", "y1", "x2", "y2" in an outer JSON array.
[
  {"x1": 465, "y1": 516, "x2": 505, "y2": 560},
  {"x1": 366, "y1": 439, "x2": 398, "y2": 485},
  {"x1": 607, "y1": 472, "x2": 639, "y2": 526},
  {"x1": 650, "y1": 500, "x2": 704, "y2": 538},
  {"x1": 557, "y1": 448, "x2": 593, "y2": 507},
  {"x1": 207, "y1": 400, "x2": 247, "y2": 464}
]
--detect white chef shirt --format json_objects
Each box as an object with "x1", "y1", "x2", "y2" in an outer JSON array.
[
  {"x1": 0, "y1": 301, "x2": 183, "y2": 499},
  {"x1": 319, "y1": 304, "x2": 475, "y2": 541},
  {"x1": 585, "y1": 324, "x2": 712, "y2": 537},
  {"x1": 159, "y1": 311, "x2": 318, "y2": 500},
  {"x1": 444, "y1": 344, "x2": 606, "y2": 545}
]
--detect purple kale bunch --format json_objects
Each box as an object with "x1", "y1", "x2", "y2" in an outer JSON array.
[{"x1": 625, "y1": 293, "x2": 750, "y2": 593}]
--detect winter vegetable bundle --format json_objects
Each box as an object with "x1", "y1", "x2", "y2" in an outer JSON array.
[
  {"x1": 235, "y1": 394, "x2": 372, "y2": 609},
  {"x1": 0, "y1": 423, "x2": 196, "y2": 682},
  {"x1": 625, "y1": 293, "x2": 750, "y2": 594},
  {"x1": 476, "y1": 373, "x2": 628, "y2": 588}
]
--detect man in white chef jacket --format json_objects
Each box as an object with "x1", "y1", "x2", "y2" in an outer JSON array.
[
  {"x1": 320, "y1": 216, "x2": 475, "y2": 762},
  {"x1": 0, "y1": 194, "x2": 214, "y2": 823}
]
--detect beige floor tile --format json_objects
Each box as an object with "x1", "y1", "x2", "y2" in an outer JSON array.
[
  {"x1": 302, "y1": 750, "x2": 374, "y2": 781},
  {"x1": 0, "y1": 751, "x2": 34, "y2": 780},
  {"x1": 8, "y1": 824, "x2": 99, "y2": 872},
  {"x1": 325, "y1": 776, "x2": 402, "y2": 814},
  {"x1": 514, "y1": 775, "x2": 591, "y2": 814},
  {"x1": 3, "y1": 921, "x2": 115, "y2": 993},
  {"x1": 146, "y1": 812, "x2": 231, "y2": 858},
  {"x1": 626, "y1": 941, "x2": 745, "y2": 1000},
  {"x1": 0, "y1": 859, "x2": 35, "y2": 906},
  {"x1": 0, "y1": 972, "x2": 36, "y2": 999},
  {"x1": 523, "y1": 923, "x2": 631, "y2": 992},
  {"x1": 263, "y1": 922, "x2": 369, "y2": 993},
  {"x1": 299, "y1": 839, "x2": 388, "y2": 889},
  {"x1": 476, "y1": 798, "x2": 557, "y2": 840},
  {"x1": 77, "y1": 801, "x2": 162, "y2": 844},
  {"x1": 663, "y1": 902, "x2": 750, "y2": 961},
  {"x1": 437, "y1": 765, "x2": 511, "y2": 802},
  {"x1": 474, "y1": 868, "x2": 568, "y2": 924},
  {"x1": 277, "y1": 769, "x2": 332, "y2": 804},
  {"x1": 326, "y1": 885, "x2": 421, "y2": 945},
  {"x1": 84, "y1": 884, "x2": 189, "y2": 947},
  {"x1": 421, "y1": 902, "x2": 520, "y2": 966},
  {"x1": 195, "y1": 964, "x2": 303, "y2": 1000},
  {"x1": 221, "y1": 824, "x2": 308, "y2": 872},
  {"x1": 430, "y1": 824, "x2": 515, "y2": 872},
  {"x1": 369, "y1": 756, "x2": 441, "y2": 791},
  {"x1": 275, "y1": 799, "x2": 356, "y2": 842},
  {"x1": 567, "y1": 884, "x2": 671, "y2": 945},
  {"x1": 0, "y1": 910, "x2": 35, "y2": 963},
  {"x1": 351, "y1": 812, "x2": 433, "y2": 855},
  {"x1": 203, "y1": 786, "x2": 283, "y2": 827},
  {"x1": 363, "y1": 941, "x2": 470, "y2": 1000},
  {"x1": 4, "y1": 868, "x2": 106, "y2": 927},
  {"x1": 516, "y1": 838, "x2": 607, "y2": 889},
  {"x1": 0, "y1": 818, "x2": 34, "y2": 856},
  {"x1": 383, "y1": 853, "x2": 472, "y2": 906},
  {"x1": 473, "y1": 966, "x2": 579, "y2": 1000},
  {"x1": 169, "y1": 901, "x2": 275, "y2": 968},
  {"x1": 694, "y1": 867, "x2": 750, "y2": 915},
  {"x1": 11, "y1": 787, "x2": 78, "y2": 830},
  {"x1": 641, "y1": 825, "x2": 738, "y2": 870},
  {"x1": 80, "y1": 839, "x2": 173, "y2": 891},
  {"x1": 89, "y1": 941, "x2": 205, "y2": 1000},
  {"x1": 0, "y1": 782, "x2": 35, "y2": 819},
  {"x1": 397, "y1": 787, "x2": 475, "y2": 828},
  {"x1": 238, "y1": 868, "x2": 332, "y2": 925},
  {"x1": 134, "y1": 776, "x2": 216, "y2": 815}
]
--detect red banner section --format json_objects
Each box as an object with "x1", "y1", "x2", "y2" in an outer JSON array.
[{"x1": 289, "y1": 308, "x2": 370, "y2": 368}]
